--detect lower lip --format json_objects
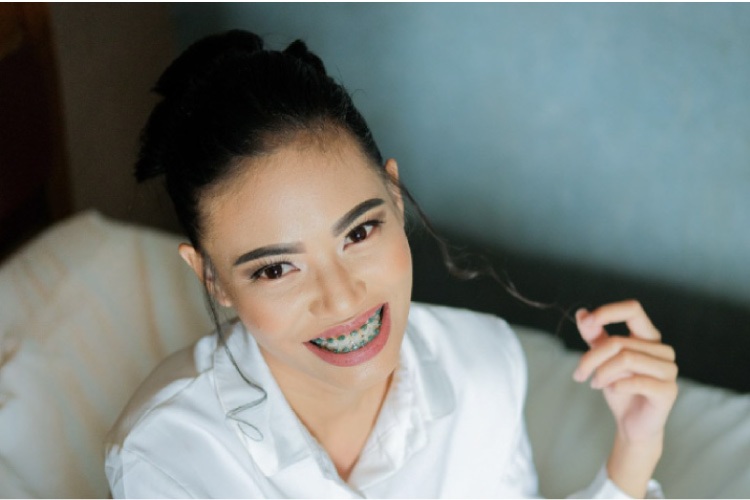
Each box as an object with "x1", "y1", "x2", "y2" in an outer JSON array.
[{"x1": 304, "y1": 304, "x2": 391, "y2": 367}]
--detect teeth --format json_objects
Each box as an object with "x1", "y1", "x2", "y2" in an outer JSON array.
[{"x1": 311, "y1": 307, "x2": 383, "y2": 353}]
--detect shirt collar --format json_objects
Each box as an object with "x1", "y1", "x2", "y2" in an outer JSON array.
[
  {"x1": 213, "y1": 322, "x2": 311, "y2": 476},
  {"x1": 403, "y1": 318, "x2": 456, "y2": 421},
  {"x1": 347, "y1": 319, "x2": 456, "y2": 489},
  {"x1": 212, "y1": 308, "x2": 457, "y2": 480}
]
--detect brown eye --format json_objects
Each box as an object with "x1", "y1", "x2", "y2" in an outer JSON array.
[
  {"x1": 251, "y1": 262, "x2": 295, "y2": 281},
  {"x1": 348, "y1": 225, "x2": 368, "y2": 243},
  {"x1": 263, "y1": 264, "x2": 284, "y2": 279},
  {"x1": 344, "y1": 221, "x2": 381, "y2": 246}
]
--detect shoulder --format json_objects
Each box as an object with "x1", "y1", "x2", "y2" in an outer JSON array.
[
  {"x1": 105, "y1": 323, "x2": 269, "y2": 497},
  {"x1": 408, "y1": 301, "x2": 515, "y2": 335},
  {"x1": 407, "y1": 302, "x2": 524, "y2": 361},
  {"x1": 407, "y1": 302, "x2": 528, "y2": 398},
  {"x1": 104, "y1": 330, "x2": 232, "y2": 497},
  {"x1": 106, "y1": 331, "x2": 220, "y2": 448}
]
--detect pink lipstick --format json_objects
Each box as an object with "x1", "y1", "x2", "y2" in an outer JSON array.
[{"x1": 305, "y1": 303, "x2": 390, "y2": 367}]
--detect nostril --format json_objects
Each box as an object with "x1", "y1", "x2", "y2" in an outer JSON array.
[{"x1": 310, "y1": 264, "x2": 366, "y2": 316}]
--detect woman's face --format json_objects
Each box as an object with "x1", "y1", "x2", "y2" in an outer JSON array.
[{"x1": 190, "y1": 130, "x2": 413, "y2": 396}]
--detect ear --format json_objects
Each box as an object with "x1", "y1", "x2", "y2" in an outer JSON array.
[
  {"x1": 384, "y1": 158, "x2": 404, "y2": 216},
  {"x1": 178, "y1": 243, "x2": 233, "y2": 307}
]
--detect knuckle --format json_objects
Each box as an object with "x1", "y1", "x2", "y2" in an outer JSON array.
[
  {"x1": 655, "y1": 343, "x2": 675, "y2": 360},
  {"x1": 614, "y1": 349, "x2": 635, "y2": 366},
  {"x1": 625, "y1": 298, "x2": 643, "y2": 312},
  {"x1": 652, "y1": 328, "x2": 663, "y2": 342},
  {"x1": 665, "y1": 345, "x2": 676, "y2": 361}
]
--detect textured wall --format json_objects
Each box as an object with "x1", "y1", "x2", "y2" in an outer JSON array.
[
  {"x1": 171, "y1": 3, "x2": 750, "y2": 303},
  {"x1": 49, "y1": 4, "x2": 180, "y2": 233}
]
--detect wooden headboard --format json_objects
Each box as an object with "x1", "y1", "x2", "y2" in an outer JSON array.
[{"x1": 0, "y1": 3, "x2": 70, "y2": 259}]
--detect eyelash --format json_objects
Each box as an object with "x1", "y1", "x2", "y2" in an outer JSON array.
[
  {"x1": 247, "y1": 218, "x2": 384, "y2": 282},
  {"x1": 344, "y1": 218, "x2": 383, "y2": 246},
  {"x1": 248, "y1": 259, "x2": 293, "y2": 282}
]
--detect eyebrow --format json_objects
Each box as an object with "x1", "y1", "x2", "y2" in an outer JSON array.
[
  {"x1": 232, "y1": 197, "x2": 386, "y2": 267},
  {"x1": 331, "y1": 198, "x2": 385, "y2": 236},
  {"x1": 232, "y1": 243, "x2": 304, "y2": 267}
]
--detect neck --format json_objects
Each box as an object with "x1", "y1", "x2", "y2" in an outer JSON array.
[{"x1": 263, "y1": 352, "x2": 394, "y2": 481}]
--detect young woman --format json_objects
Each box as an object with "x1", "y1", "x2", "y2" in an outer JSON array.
[{"x1": 105, "y1": 30, "x2": 678, "y2": 498}]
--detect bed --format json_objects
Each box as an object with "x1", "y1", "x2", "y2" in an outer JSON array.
[{"x1": 1, "y1": 211, "x2": 749, "y2": 498}]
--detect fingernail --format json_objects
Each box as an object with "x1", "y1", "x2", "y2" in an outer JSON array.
[{"x1": 573, "y1": 368, "x2": 585, "y2": 382}]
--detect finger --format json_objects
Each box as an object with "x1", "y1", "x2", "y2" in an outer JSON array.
[
  {"x1": 576, "y1": 308, "x2": 609, "y2": 346},
  {"x1": 589, "y1": 350, "x2": 678, "y2": 389},
  {"x1": 574, "y1": 337, "x2": 676, "y2": 382},
  {"x1": 605, "y1": 375, "x2": 679, "y2": 405},
  {"x1": 575, "y1": 337, "x2": 676, "y2": 381},
  {"x1": 582, "y1": 300, "x2": 661, "y2": 341}
]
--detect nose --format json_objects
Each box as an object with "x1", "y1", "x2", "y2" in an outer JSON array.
[{"x1": 309, "y1": 259, "x2": 366, "y2": 319}]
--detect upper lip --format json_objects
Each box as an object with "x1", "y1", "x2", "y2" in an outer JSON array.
[{"x1": 308, "y1": 303, "x2": 384, "y2": 342}]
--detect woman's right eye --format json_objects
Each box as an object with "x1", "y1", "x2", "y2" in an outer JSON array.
[{"x1": 251, "y1": 262, "x2": 296, "y2": 281}]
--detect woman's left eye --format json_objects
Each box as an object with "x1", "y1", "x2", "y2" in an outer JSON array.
[
  {"x1": 250, "y1": 262, "x2": 297, "y2": 281},
  {"x1": 345, "y1": 220, "x2": 382, "y2": 245}
]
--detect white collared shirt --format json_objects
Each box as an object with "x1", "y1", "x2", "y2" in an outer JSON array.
[{"x1": 105, "y1": 303, "x2": 657, "y2": 498}]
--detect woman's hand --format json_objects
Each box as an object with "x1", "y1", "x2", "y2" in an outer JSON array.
[{"x1": 573, "y1": 300, "x2": 678, "y2": 497}]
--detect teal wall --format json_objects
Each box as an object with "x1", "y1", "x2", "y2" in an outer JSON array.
[{"x1": 171, "y1": 3, "x2": 750, "y2": 303}]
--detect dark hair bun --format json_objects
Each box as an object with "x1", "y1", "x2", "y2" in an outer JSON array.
[
  {"x1": 283, "y1": 40, "x2": 327, "y2": 76},
  {"x1": 134, "y1": 29, "x2": 383, "y2": 247},
  {"x1": 155, "y1": 30, "x2": 264, "y2": 101},
  {"x1": 135, "y1": 30, "x2": 265, "y2": 182}
]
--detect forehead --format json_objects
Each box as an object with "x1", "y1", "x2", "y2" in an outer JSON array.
[{"x1": 200, "y1": 131, "x2": 389, "y2": 257}]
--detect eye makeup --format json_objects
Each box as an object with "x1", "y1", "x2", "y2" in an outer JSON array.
[
  {"x1": 331, "y1": 198, "x2": 385, "y2": 237},
  {"x1": 247, "y1": 259, "x2": 295, "y2": 282},
  {"x1": 238, "y1": 206, "x2": 390, "y2": 283},
  {"x1": 344, "y1": 216, "x2": 385, "y2": 245}
]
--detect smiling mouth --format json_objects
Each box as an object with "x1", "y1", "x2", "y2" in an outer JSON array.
[{"x1": 309, "y1": 306, "x2": 384, "y2": 354}]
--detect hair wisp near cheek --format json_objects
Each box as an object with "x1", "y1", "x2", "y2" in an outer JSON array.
[{"x1": 305, "y1": 303, "x2": 390, "y2": 367}]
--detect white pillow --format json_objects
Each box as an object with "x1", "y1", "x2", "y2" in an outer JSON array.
[{"x1": 0, "y1": 212, "x2": 211, "y2": 497}]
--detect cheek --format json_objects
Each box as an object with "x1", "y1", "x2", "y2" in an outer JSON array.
[
  {"x1": 394, "y1": 236, "x2": 413, "y2": 281},
  {"x1": 374, "y1": 231, "x2": 413, "y2": 290},
  {"x1": 230, "y1": 288, "x2": 297, "y2": 346}
]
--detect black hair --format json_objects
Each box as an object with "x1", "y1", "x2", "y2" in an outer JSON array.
[
  {"x1": 136, "y1": 30, "x2": 385, "y2": 250},
  {"x1": 136, "y1": 30, "x2": 558, "y2": 340}
]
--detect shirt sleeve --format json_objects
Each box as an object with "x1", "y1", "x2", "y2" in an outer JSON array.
[
  {"x1": 497, "y1": 325, "x2": 541, "y2": 498},
  {"x1": 501, "y1": 418, "x2": 541, "y2": 497},
  {"x1": 106, "y1": 447, "x2": 194, "y2": 499},
  {"x1": 567, "y1": 465, "x2": 664, "y2": 499}
]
